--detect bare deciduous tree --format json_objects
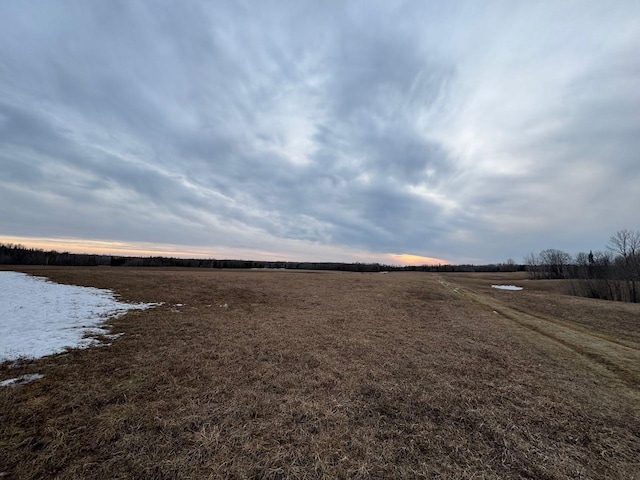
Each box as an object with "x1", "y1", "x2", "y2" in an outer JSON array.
[
  {"x1": 524, "y1": 252, "x2": 541, "y2": 278},
  {"x1": 608, "y1": 229, "x2": 640, "y2": 302},
  {"x1": 563, "y1": 231, "x2": 639, "y2": 303},
  {"x1": 539, "y1": 249, "x2": 572, "y2": 279}
]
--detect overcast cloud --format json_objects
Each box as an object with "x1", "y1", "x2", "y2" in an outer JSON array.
[{"x1": 1, "y1": 1, "x2": 639, "y2": 264}]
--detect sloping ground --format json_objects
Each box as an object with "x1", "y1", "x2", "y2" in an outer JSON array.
[
  {"x1": 439, "y1": 276, "x2": 640, "y2": 388},
  {"x1": 440, "y1": 272, "x2": 640, "y2": 345},
  {"x1": 1, "y1": 267, "x2": 639, "y2": 479}
]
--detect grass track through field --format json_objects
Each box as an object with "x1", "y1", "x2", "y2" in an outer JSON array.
[{"x1": 439, "y1": 277, "x2": 640, "y2": 389}]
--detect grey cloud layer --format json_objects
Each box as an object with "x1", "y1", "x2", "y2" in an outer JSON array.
[{"x1": 1, "y1": 1, "x2": 639, "y2": 262}]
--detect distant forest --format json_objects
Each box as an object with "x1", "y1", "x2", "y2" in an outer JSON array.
[
  {"x1": 2, "y1": 229, "x2": 638, "y2": 303},
  {"x1": 0, "y1": 243, "x2": 523, "y2": 273},
  {"x1": 524, "y1": 229, "x2": 640, "y2": 303}
]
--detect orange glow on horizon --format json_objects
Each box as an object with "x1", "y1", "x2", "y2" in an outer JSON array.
[
  {"x1": 0, "y1": 235, "x2": 230, "y2": 259},
  {"x1": 0, "y1": 235, "x2": 449, "y2": 266},
  {"x1": 385, "y1": 253, "x2": 448, "y2": 266}
]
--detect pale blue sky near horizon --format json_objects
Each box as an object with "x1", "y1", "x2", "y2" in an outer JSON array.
[{"x1": 1, "y1": 1, "x2": 639, "y2": 264}]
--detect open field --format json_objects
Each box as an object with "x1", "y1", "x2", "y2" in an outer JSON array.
[{"x1": 1, "y1": 267, "x2": 639, "y2": 479}]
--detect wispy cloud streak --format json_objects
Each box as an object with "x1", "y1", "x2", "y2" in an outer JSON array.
[{"x1": 1, "y1": 1, "x2": 639, "y2": 263}]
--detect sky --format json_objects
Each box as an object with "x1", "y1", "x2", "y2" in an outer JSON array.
[{"x1": 1, "y1": 1, "x2": 639, "y2": 265}]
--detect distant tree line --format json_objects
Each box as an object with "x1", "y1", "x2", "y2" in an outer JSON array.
[
  {"x1": 0, "y1": 242, "x2": 527, "y2": 273},
  {"x1": 0, "y1": 243, "x2": 401, "y2": 270},
  {"x1": 525, "y1": 229, "x2": 640, "y2": 303}
]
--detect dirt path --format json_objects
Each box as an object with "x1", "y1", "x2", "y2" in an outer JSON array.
[{"x1": 439, "y1": 277, "x2": 640, "y2": 390}]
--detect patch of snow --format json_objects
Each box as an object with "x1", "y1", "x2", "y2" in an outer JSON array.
[
  {"x1": 0, "y1": 272, "x2": 160, "y2": 362},
  {"x1": 0, "y1": 373, "x2": 45, "y2": 387},
  {"x1": 102, "y1": 332, "x2": 124, "y2": 340},
  {"x1": 491, "y1": 285, "x2": 523, "y2": 291}
]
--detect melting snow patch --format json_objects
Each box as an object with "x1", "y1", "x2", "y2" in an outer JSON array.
[
  {"x1": 0, "y1": 272, "x2": 161, "y2": 362},
  {"x1": 0, "y1": 373, "x2": 45, "y2": 387},
  {"x1": 491, "y1": 285, "x2": 523, "y2": 291}
]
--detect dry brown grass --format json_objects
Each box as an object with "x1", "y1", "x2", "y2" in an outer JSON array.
[
  {"x1": 1, "y1": 267, "x2": 639, "y2": 479},
  {"x1": 443, "y1": 272, "x2": 640, "y2": 347}
]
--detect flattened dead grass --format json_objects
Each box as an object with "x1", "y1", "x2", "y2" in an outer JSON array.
[{"x1": 1, "y1": 267, "x2": 639, "y2": 479}]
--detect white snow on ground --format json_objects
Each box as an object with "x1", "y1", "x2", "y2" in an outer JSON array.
[
  {"x1": 0, "y1": 272, "x2": 160, "y2": 362},
  {"x1": 491, "y1": 285, "x2": 523, "y2": 291},
  {"x1": 0, "y1": 373, "x2": 45, "y2": 387}
]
